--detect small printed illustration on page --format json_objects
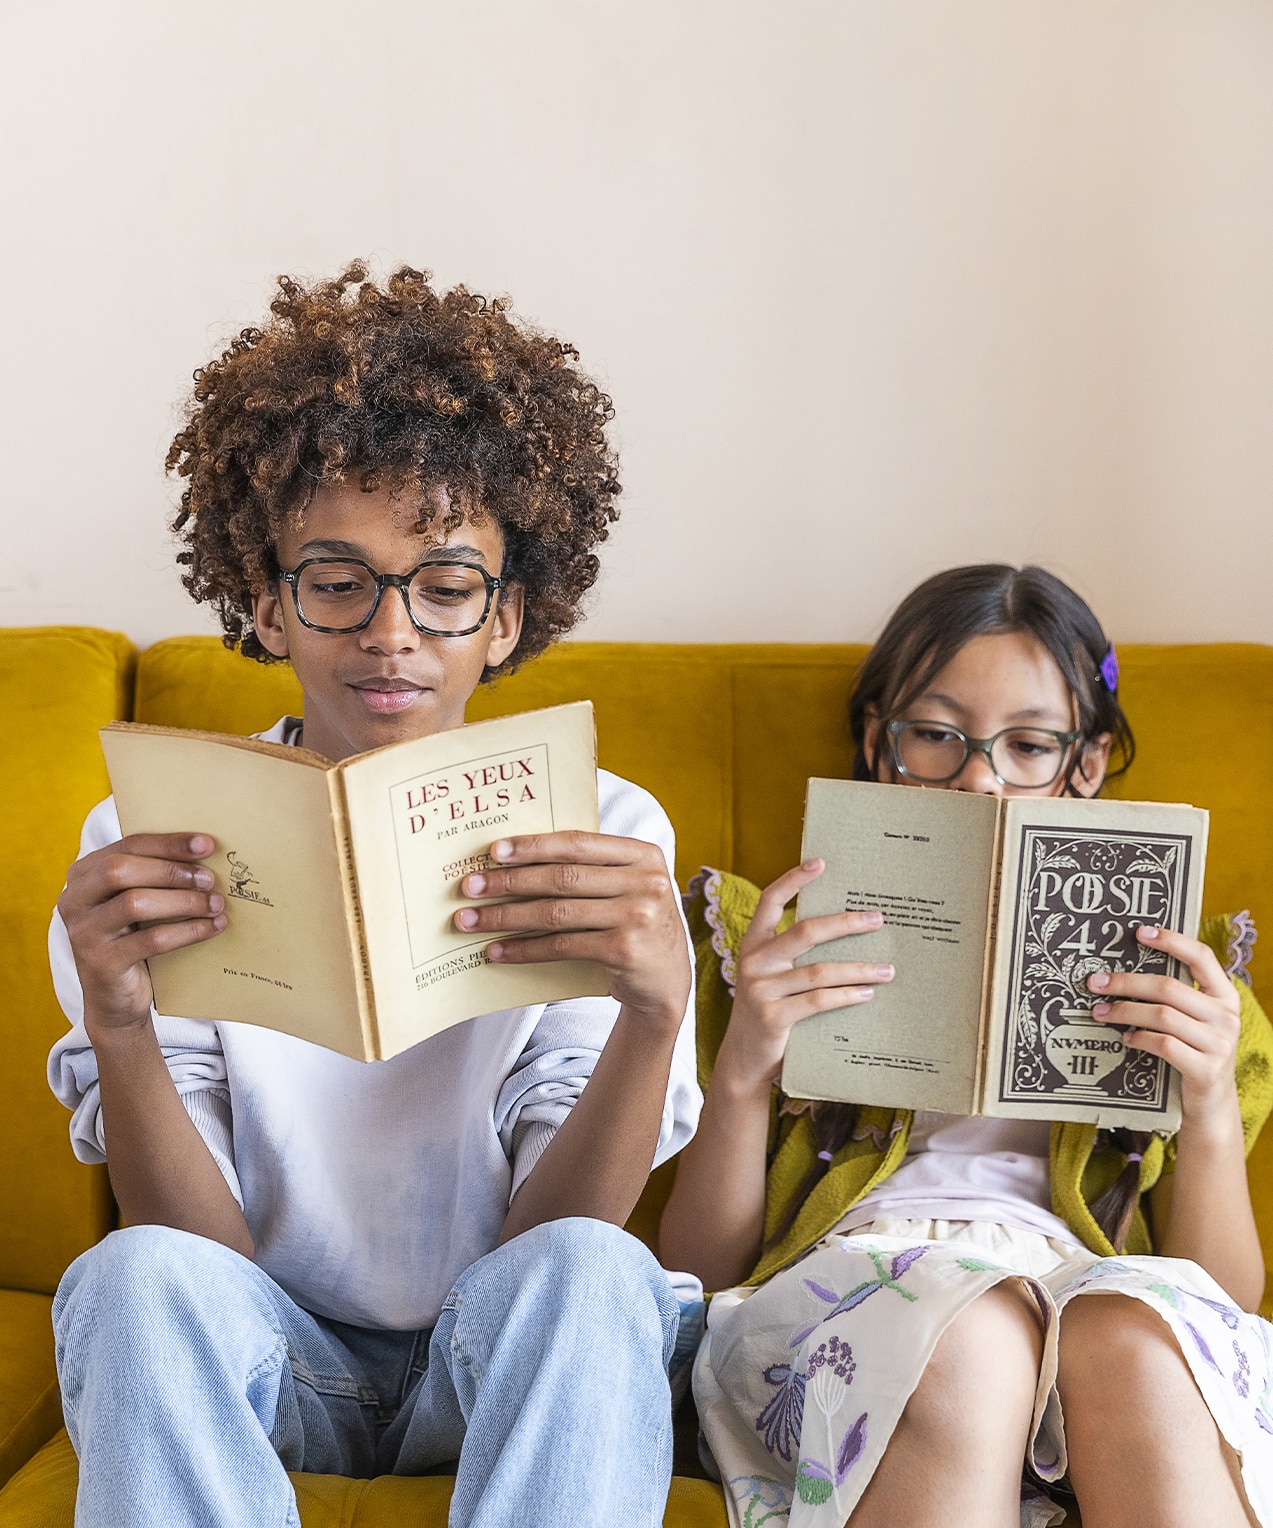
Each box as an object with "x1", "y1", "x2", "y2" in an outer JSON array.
[
  {"x1": 390, "y1": 743, "x2": 556, "y2": 982},
  {"x1": 996, "y1": 827, "x2": 1191, "y2": 1112}
]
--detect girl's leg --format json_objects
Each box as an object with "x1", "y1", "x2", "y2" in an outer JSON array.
[
  {"x1": 1058, "y1": 1295, "x2": 1258, "y2": 1528},
  {"x1": 848, "y1": 1281, "x2": 1043, "y2": 1528}
]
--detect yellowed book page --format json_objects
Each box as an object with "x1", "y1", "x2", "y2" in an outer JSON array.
[
  {"x1": 338, "y1": 702, "x2": 608, "y2": 1060},
  {"x1": 781, "y1": 779, "x2": 998, "y2": 1112},
  {"x1": 982, "y1": 796, "x2": 1205, "y2": 1130},
  {"x1": 99, "y1": 725, "x2": 366, "y2": 1059}
]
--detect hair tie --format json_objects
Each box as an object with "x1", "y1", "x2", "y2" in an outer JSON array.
[
  {"x1": 1097, "y1": 643, "x2": 1119, "y2": 692},
  {"x1": 817, "y1": 1150, "x2": 834, "y2": 1163},
  {"x1": 1126, "y1": 1152, "x2": 1142, "y2": 1164}
]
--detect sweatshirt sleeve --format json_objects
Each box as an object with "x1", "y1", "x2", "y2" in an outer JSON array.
[
  {"x1": 493, "y1": 770, "x2": 702, "y2": 1198},
  {"x1": 46, "y1": 797, "x2": 244, "y2": 1205}
]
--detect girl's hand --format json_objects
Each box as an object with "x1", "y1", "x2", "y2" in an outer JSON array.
[
  {"x1": 713, "y1": 859, "x2": 893, "y2": 1098},
  {"x1": 1088, "y1": 926, "x2": 1242, "y2": 1136}
]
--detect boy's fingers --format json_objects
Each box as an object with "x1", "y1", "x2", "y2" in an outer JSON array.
[
  {"x1": 78, "y1": 888, "x2": 226, "y2": 943},
  {"x1": 460, "y1": 863, "x2": 636, "y2": 901},
  {"x1": 483, "y1": 931, "x2": 611, "y2": 966},
  {"x1": 67, "y1": 852, "x2": 217, "y2": 903},
  {"x1": 487, "y1": 832, "x2": 653, "y2": 868},
  {"x1": 110, "y1": 916, "x2": 228, "y2": 967},
  {"x1": 114, "y1": 833, "x2": 216, "y2": 862},
  {"x1": 454, "y1": 896, "x2": 624, "y2": 937}
]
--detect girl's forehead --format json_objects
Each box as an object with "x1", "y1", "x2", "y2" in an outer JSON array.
[{"x1": 911, "y1": 631, "x2": 1076, "y2": 723}]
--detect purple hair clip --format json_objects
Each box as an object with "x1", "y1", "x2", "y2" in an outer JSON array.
[
  {"x1": 817, "y1": 1150, "x2": 834, "y2": 1163},
  {"x1": 1098, "y1": 643, "x2": 1119, "y2": 693}
]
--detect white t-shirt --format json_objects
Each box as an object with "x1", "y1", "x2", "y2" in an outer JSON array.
[
  {"x1": 47, "y1": 718, "x2": 701, "y2": 1330},
  {"x1": 834, "y1": 1110, "x2": 1083, "y2": 1245}
]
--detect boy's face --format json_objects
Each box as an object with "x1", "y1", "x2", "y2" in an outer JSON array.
[{"x1": 251, "y1": 481, "x2": 524, "y2": 762}]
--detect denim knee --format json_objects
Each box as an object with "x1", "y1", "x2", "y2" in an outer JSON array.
[{"x1": 54, "y1": 1225, "x2": 260, "y2": 1364}]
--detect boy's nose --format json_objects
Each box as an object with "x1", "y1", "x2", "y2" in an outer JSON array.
[{"x1": 360, "y1": 587, "x2": 422, "y2": 654}]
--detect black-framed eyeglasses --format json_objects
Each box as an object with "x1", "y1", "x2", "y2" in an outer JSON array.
[
  {"x1": 278, "y1": 558, "x2": 503, "y2": 637},
  {"x1": 886, "y1": 718, "x2": 1083, "y2": 789}
]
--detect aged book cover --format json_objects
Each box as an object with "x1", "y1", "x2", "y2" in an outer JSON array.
[
  {"x1": 99, "y1": 702, "x2": 607, "y2": 1062},
  {"x1": 781, "y1": 780, "x2": 1206, "y2": 1130}
]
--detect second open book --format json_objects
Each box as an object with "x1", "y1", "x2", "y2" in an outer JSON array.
[{"x1": 782, "y1": 781, "x2": 1208, "y2": 1131}]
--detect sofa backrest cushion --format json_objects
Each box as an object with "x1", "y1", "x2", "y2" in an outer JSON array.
[{"x1": 0, "y1": 628, "x2": 131, "y2": 1293}]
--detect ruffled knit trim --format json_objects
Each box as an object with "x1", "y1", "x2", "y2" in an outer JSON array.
[
  {"x1": 684, "y1": 867, "x2": 738, "y2": 995},
  {"x1": 1227, "y1": 910, "x2": 1257, "y2": 986}
]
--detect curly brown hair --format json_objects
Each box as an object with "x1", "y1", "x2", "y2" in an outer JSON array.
[{"x1": 167, "y1": 262, "x2": 621, "y2": 674}]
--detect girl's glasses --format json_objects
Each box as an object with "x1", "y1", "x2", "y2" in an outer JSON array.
[
  {"x1": 886, "y1": 719, "x2": 1083, "y2": 789},
  {"x1": 279, "y1": 558, "x2": 502, "y2": 637}
]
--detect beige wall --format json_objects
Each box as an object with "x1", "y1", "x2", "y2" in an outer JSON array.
[{"x1": 4, "y1": 0, "x2": 1271, "y2": 649}]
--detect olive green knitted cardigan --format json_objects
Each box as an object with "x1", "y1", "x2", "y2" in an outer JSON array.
[{"x1": 684, "y1": 869, "x2": 1272, "y2": 1289}]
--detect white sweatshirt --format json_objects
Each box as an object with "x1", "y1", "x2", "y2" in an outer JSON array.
[{"x1": 47, "y1": 719, "x2": 701, "y2": 1331}]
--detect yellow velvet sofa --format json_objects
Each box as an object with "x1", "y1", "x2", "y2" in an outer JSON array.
[{"x1": 1, "y1": 628, "x2": 1271, "y2": 1527}]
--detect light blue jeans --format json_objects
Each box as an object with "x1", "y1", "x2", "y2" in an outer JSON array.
[{"x1": 54, "y1": 1217, "x2": 681, "y2": 1527}]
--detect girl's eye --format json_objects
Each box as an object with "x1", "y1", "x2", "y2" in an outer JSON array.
[
  {"x1": 1005, "y1": 733, "x2": 1060, "y2": 759},
  {"x1": 313, "y1": 579, "x2": 362, "y2": 597},
  {"x1": 913, "y1": 726, "x2": 960, "y2": 745}
]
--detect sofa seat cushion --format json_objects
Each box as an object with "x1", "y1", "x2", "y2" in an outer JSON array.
[
  {"x1": 0, "y1": 1431, "x2": 729, "y2": 1525},
  {"x1": 0, "y1": 1291, "x2": 59, "y2": 1488}
]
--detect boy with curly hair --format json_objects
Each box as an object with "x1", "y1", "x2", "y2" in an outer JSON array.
[{"x1": 47, "y1": 264, "x2": 701, "y2": 1528}]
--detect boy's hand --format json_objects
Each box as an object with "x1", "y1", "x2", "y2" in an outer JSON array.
[
  {"x1": 1089, "y1": 926, "x2": 1242, "y2": 1137},
  {"x1": 58, "y1": 833, "x2": 227, "y2": 1035},
  {"x1": 713, "y1": 860, "x2": 892, "y2": 1098},
  {"x1": 454, "y1": 833, "x2": 690, "y2": 1029}
]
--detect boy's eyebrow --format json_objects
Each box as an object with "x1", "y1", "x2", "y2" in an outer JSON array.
[{"x1": 297, "y1": 539, "x2": 492, "y2": 565}]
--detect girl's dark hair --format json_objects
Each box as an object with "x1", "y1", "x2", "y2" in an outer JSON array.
[
  {"x1": 769, "y1": 564, "x2": 1146, "y2": 1257},
  {"x1": 848, "y1": 563, "x2": 1134, "y2": 787}
]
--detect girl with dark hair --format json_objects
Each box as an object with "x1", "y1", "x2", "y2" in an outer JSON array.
[{"x1": 663, "y1": 565, "x2": 1273, "y2": 1528}]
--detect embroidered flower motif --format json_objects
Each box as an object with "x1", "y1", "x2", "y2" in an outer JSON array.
[
  {"x1": 728, "y1": 1473, "x2": 793, "y2": 1528},
  {"x1": 755, "y1": 1362, "x2": 806, "y2": 1461},
  {"x1": 793, "y1": 1413, "x2": 869, "y2": 1504},
  {"x1": 1234, "y1": 1341, "x2": 1252, "y2": 1399},
  {"x1": 790, "y1": 1248, "x2": 926, "y2": 1345},
  {"x1": 805, "y1": 1333, "x2": 856, "y2": 1384}
]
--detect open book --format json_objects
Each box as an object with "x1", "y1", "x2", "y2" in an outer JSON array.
[
  {"x1": 781, "y1": 780, "x2": 1207, "y2": 1130},
  {"x1": 99, "y1": 703, "x2": 607, "y2": 1062}
]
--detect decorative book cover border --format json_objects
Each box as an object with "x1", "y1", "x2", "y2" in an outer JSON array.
[{"x1": 995, "y1": 825, "x2": 1192, "y2": 1114}]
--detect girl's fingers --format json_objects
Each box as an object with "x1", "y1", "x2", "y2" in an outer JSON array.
[
  {"x1": 1133, "y1": 925, "x2": 1231, "y2": 999},
  {"x1": 1092, "y1": 1000, "x2": 1228, "y2": 1054},
  {"x1": 741, "y1": 861, "x2": 828, "y2": 951},
  {"x1": 771, "y1": 960, "x2": 894, "y2": 997},
  {"x1": 778, "y1": 985, "x2": 877, "y2": 1024},
  {"x1": 764, "y1": 909, "x2": 885, "y2": 963},
  {"x1": 108, "y1": 916, "x2": 229, "y2": 967},
  {"x1": 1089, "y1": 970, "x2": 1229, "y2": 1026}
]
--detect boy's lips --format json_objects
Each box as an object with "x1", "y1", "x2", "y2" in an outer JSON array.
[{"x1": 349, "y1": 677, "x2": 429, "y2": 715}]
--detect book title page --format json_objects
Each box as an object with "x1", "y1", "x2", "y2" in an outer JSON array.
[
  {"x1": 782, "y1": 779, "x2": 1000, "y2": 1113},
  {"x1": 985, "y1": 797, "x2": 1205, "y2": 1128},
  {"x1": 342, "y1": 702, "x2": 608, "y2": 1057}
]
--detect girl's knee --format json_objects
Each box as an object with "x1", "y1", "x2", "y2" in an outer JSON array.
[
  {"x1": 1058, "y1": 1294, "x2": 1184, "y2": 1415},
  {"x1": 906, "y1": 1283, "x2": 1042, "y2": 1438}
]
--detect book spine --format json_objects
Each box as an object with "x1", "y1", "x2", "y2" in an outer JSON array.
[
  {"x1": 972, "y1": 799, "x2": 1008, "y2": 1114},
  {"x1": 327, "y1": 772, "x2": 381, "y2": 1061}
]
